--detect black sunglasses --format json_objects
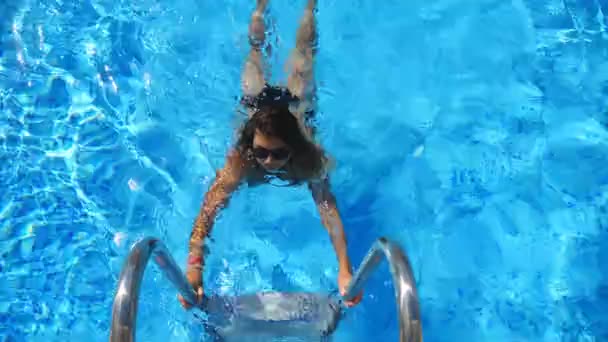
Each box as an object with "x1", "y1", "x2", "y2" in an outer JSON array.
[{"x1": 252, "y1": 146, "x2": 291, "y2": 160}]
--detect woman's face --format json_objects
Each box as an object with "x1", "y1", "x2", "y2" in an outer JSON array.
[{"x1": 252, "y1": 130, "x2": 291, "y2": 172}]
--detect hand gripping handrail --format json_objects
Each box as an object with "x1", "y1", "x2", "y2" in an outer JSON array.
[
  {"x1": 342, "y1": 237, "x2": 423, "y2": 342},
  {"x1": 109, "y1": 236, "x2": 423, "y2": 342}
]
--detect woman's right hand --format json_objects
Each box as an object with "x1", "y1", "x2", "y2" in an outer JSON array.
[{"x1": 178, "y1": 267, "x2": 204, "y2": 310}]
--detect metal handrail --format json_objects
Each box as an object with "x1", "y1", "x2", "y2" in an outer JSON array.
[
  {"x1": 109, "y1": 236, "x2": 422, "y2": 342},
  {"x1": 109, "y1": 237, "x2": 196, "y2": 342},
  {"x1": 343, "y1": 237, "x2": 423, "y2": 342}
]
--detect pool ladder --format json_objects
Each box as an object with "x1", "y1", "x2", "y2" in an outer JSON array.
[{"x1": 109, "y1": 237, "x2": 423, "y2": 342}]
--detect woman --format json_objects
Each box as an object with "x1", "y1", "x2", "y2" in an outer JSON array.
[{"x1": 179, "y1": 0, "x2": 362, "y2": 309}]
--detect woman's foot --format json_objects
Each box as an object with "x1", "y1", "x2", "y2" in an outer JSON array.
[
  {"x1": 306, "y1": 0, "x2": 316, "y2": 11},
  {"x1": 249, "y1": 0, "x2": 269, "y2": 48},
  {"x1": 257, "y1": 0, "x2": 269, "y2": 11}
]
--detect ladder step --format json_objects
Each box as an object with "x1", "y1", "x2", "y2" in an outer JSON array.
[{"x1": 203, "y1": 292, "x2": 342, "y2": 339}]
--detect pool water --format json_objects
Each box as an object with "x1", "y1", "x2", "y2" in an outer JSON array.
[{"x1": 1, "y1": 0, "x2": 608, "y2": 341}]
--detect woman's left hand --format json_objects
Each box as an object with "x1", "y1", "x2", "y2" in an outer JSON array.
[{"x1": 338, "y1": 269, "x2": 363, "y2": 307}]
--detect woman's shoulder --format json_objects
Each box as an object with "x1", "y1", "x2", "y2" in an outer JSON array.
[
  {"x1": 220, "y1": 149, "x2": 257, "y2": 182},
  {"x1": 226, "y1": 148, "x2": 245, "y2": 164}
]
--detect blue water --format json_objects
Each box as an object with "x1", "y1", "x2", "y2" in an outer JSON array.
[{"x1": 1, "y1": 0, "x2": 608, "y2": 341}]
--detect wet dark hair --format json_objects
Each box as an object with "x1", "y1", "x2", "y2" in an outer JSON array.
[{"x1": 236, "y1": 104, "x2": 328, "y2": 181}]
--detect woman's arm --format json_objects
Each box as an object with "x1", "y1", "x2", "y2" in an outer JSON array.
[
  {"x1": 188, "y1": 151, "x2": 245, "y2": 266},
  {"x1": 309, "y1": 178, "x2": 362, "y2": 306},
  {"x1": 309, "y1": 178, "x2": 352, "y2": 272},
  {"x1": 180, "y1": 151, "x2": 245, "y2": 309}
]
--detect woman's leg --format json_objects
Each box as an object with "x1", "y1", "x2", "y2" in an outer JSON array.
[
  {"x1": 241, "y1": 0, "x2": 270, "y2": 105},
  {"x1": 287, "y1": 0, "x2": 317, "y2": 129}
]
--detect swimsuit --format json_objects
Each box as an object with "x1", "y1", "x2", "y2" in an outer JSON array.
[{"x1": 240, "y1": 84, "x2": 315, "y2": 121}]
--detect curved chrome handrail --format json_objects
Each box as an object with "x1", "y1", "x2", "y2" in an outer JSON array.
[
  {"x1": 342, "y1": 237, "x2": 423, "y2": 342},
  {"x1": 109, "y1": 237, "x2": 196, "y2": 342}
]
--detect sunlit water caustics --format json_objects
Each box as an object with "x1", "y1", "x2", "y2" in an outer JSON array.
[{"x1": 1, "y1": 0, "x2": 608, "y2": 341}]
